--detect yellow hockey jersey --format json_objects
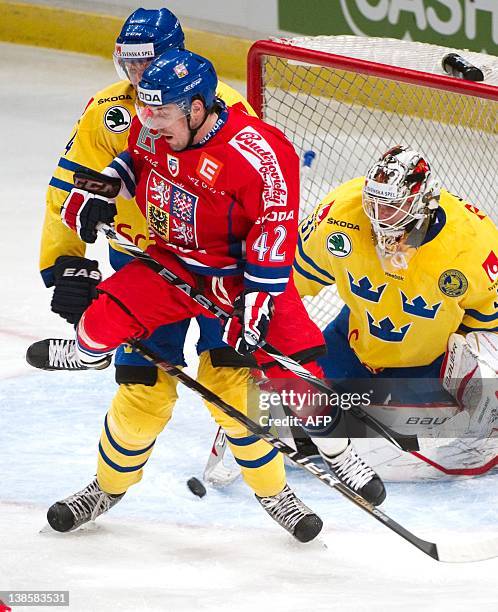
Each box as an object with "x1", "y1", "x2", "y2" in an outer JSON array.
[
  {"x1": 40, "y1": 79, "x2": 256, "y2": 286},
  {"x1": 294, "y1": 177, "x2": 498, "y2": 370}
]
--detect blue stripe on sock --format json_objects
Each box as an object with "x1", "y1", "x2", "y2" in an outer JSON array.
[
  {"x1": 98, "y1": 443, "x2": 149, "y2": 473},
  {"x1": 234, "y1": 447, "x2": 278, "y2": 468},
  {"x1": 104, "y1": 415, "x2": 155, "y2": 457},
  {"x1": 225, "y1": 434, "x2": 260, "y2": 447}
]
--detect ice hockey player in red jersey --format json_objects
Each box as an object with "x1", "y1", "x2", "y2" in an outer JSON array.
[
  {"x1": 52, "y1": 48, "x2": 386, "y2": 520},
  {"x1": 29, "y1": 7, "x2": 325, "y2": 542},
  {"x1": 69, "y1": 50, "x2": 319, "y2": 365}
]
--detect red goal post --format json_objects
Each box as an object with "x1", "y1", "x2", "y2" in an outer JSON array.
[{"x1": 247, "y1": 36, "x2": 498, "y2": 328}]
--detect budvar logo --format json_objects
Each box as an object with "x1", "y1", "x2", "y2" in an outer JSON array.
[
  {"x1": 340, "y1": 0, "x2": 497, "y2": 52},
  {"x1": 229, "y1": 129, "x2": 288, "y2": 209}
]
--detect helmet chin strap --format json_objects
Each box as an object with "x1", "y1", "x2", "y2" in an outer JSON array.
[{"x1": 184, "y1": 106, "x2": 210, "y2": 149}]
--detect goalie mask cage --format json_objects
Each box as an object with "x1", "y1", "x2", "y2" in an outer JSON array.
[{"x1": 247, "y1": 36, "x2": 498, "y2": 328}]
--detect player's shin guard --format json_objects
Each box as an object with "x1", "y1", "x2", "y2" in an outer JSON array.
[
  {"x1": 197, "y1": 352, "x2": 287, "y2": 497},
  {"x1": 97, "y1": 370, "x2": 178, "y2": 494},
  {"x1": 76, "y1": 312, "x2": 116, "y2": 368},
  {"x1": 226, "y1": 433, "x2": 286, "y2": 497},
  {"x1": 74, "y1": 294, "x2": 151, "y2": 368}
]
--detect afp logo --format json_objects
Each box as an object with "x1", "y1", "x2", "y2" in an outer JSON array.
[{"x1": 137, "y1": 87, "x2": 162, "y2": 104}]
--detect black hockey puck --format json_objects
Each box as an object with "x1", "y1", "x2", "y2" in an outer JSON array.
[{"x1": 187, "y1": 477, "x2": 206, "y2": 498}]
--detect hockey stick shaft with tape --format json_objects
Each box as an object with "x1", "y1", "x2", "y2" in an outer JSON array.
[
  {"x1": 74, "y1": 168, "x2": 418, "y2": 452},
  {"x1": 130, "y1": 338, "x2": 498, "y2": 563},
  {"x1": 96, "y1": 220, "x2": 418, "y2": 452}
]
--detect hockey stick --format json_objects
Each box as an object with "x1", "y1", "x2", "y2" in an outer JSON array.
[
  {"x1": 95, "y1": 221, "x2": 418, "y2": 453},
  {"x1": 129, "y1": 338, "x2": 498, "y2": 563},
  {"x1": 72, "y1": 168, "x2": 417, "y2": 451}
]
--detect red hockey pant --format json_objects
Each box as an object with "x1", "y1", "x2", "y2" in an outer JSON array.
[{"x1": 77, "y1": 252, "x2": 325, "y2": 372}]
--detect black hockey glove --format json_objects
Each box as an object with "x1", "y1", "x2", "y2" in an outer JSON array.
[
  {"x1": 51, "y1": 256, "x2": 102, "y2": 324},
  {"x1": 61, "y1": 188, "x2": 117, "y2": 243}
]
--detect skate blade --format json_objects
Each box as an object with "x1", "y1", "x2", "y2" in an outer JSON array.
[
  {"x1": 287, "y1": 533, "x2": 328, "y2": 550},
  {"x1": 39, "y1": 521, "x2": 101, "y2": 535}
]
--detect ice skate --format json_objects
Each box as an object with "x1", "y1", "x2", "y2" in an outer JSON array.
[
  {"x1": 321, "y1": 441, "x2": 386, "y2": 506},
  {"x1": 47, "y1": 478, "x2": 124, "y2": 532},
  {"x1": 256, "y1": 484, "x2": 323, "y2": 543},
  {"x1": 26, "y1": 338, "x2": 111, "y2": 371}
]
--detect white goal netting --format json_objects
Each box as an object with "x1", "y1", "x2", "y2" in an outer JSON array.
[{"x1": 248, "y1": 36, "x2": 498, "y2": 328}]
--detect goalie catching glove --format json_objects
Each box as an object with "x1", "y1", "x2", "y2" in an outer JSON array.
[
  {"x1": 223, "y1": 290, "x2": 274, "y2": 356},
  {"x1": 51, "y1": 256, "x2": 102, "y2": 324},
  {"x1": 61, "y1": 188, "x2": 117, "y2": 244}
]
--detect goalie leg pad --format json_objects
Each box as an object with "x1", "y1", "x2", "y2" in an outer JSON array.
[{"x1": 441, "y1": 332, "x2": 498, "y2": 437}]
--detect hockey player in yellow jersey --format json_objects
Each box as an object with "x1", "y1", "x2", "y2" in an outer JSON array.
[
  {"x1": 294, "y1": 145, "x2": 497, "y2": 424},
  {"x1": 34, "y1": 8, "x2": 322, "y2": 542}
]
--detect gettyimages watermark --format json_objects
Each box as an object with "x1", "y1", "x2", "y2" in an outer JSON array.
[
  {"x1": 249, "y1": 377, "x2": 498, "y2": 439},
  {"x1": 259, "y1": 387, "x2": 371, "y2": 428},
  {"x1": 0, "y1": 591, "x2": 69, "y2": 608},
  {"x1": 252, "y1": 378, "x2": 374, "y2": 435}
]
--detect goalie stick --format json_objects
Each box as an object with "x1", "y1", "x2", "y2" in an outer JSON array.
[
  {"x1": 74, "y1": 168, "x2": 419, "y2": 453},
  {"x1": 128, "y1": 338, "x2": 498, "y2": 563},
  {"x1": 203, "y1": 426, "x2": 240, "y2": 486}
]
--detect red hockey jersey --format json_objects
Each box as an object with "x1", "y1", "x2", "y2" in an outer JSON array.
[{"x1": 108, "y1": 105, "x2": 299, "y2": 295}]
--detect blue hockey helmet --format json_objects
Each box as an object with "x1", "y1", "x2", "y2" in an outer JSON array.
[
  {"x1": 113, "y1": 8, "x2": 185, "y2": 86},
  {"x1": 137, "y1": 48, "x2": 218, "y2": 121}
]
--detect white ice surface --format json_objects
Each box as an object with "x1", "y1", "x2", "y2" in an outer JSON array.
[{"x1": 1, "y1": 43, "x2": 498, "y2": 611}]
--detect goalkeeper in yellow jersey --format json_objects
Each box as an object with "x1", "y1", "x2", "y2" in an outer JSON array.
[
  {"x1": 294, "y1": 145, "x2": 498, "y2": 450},
  {"x1": 30, "y1": 8, "x2": 322, "y2": 542}
]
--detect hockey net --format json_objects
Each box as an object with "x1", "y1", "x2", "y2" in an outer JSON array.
[{"x1": 247, "y1": 36, "x2": 498, "y2": 329}]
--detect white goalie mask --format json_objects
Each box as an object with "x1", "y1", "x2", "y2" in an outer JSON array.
[{"x1": 362, "y1": 146, "x2": 440, "y2": 269}]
